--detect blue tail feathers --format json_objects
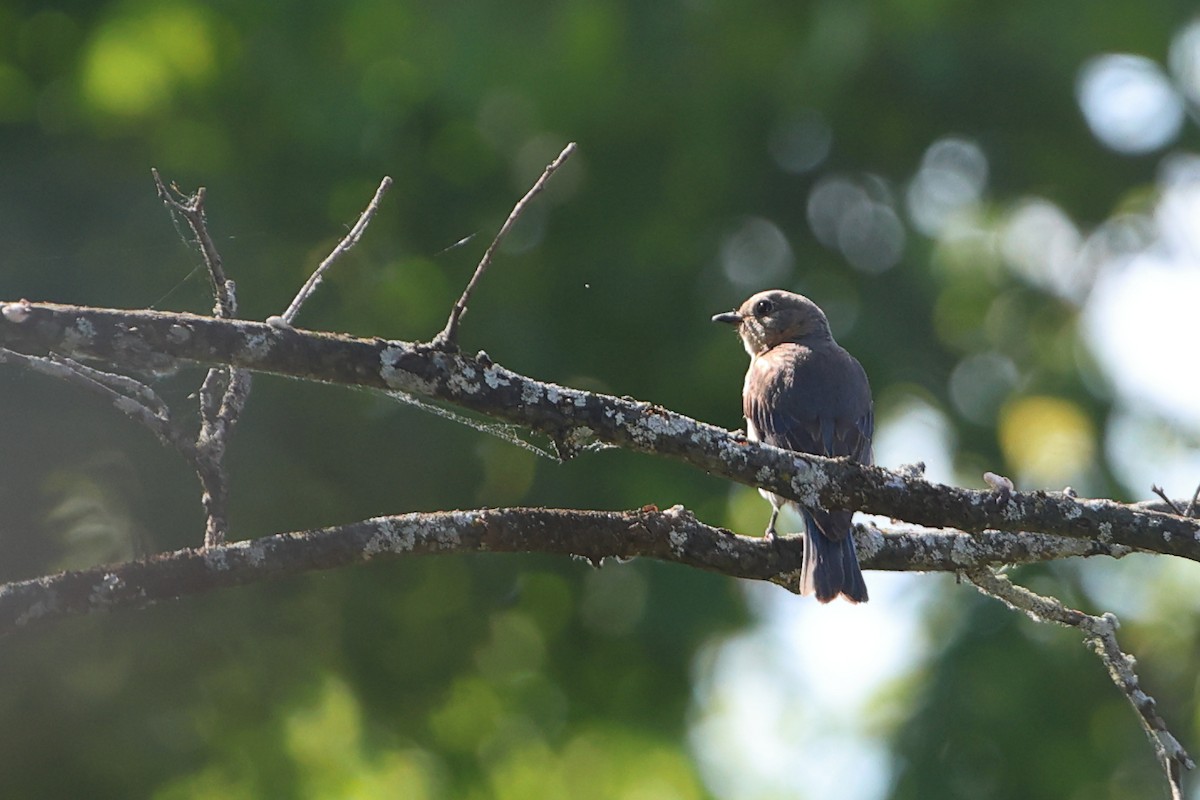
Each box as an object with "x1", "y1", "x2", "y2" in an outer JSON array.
[{"x1": 800, "y1": 509, "x2": 868, "y2": 603}]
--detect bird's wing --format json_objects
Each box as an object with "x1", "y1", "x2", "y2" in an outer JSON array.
[{"x1": 743, "y1": 343, "x2": 874, "y2": 465}]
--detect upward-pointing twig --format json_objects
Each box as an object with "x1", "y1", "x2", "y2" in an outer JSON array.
[
  {"x1": 277, "y1": 176, "x2": 394, "y2": 326},
  {"x1": 432, "y1": 141, "x2": 577, "y2": 350}
]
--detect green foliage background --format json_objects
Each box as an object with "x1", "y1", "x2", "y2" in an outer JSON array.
[{"x1": 0, "y1": 2, "x2": 1197, "y2": 798}]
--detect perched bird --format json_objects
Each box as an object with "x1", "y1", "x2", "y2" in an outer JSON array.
[{"x1": 713, "y1": 289, "x2": 873, "y2": 603}]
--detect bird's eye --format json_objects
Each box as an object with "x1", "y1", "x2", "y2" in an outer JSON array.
[{"x1": 753, "y1": 298, "x2": 773, "y2": 316}]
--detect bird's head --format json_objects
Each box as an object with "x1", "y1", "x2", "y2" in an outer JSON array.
[{"x1": 712, "y1": 289, "x2": 833, "y2": 356}]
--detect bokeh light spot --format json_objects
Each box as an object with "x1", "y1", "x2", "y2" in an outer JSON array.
[
  {"x1": 949, "y1": 352, "x2": 1019, "y2": 426},
  {"x1": 719, "y1": 216, "x2": 794, "y2": 289},
  {"x1": 998, "y1": 395, "x2": 1095, "y2": 485},
  {"x1": 430, "y1": 676, "x2": 504, "y2": 752},
  {"x1": 1000, "y1": 198, "x2": 1084, "y2": 300},
  {"x1": 1169, "y1": 19, "x2": 1200, "y2": 106},
  {"x1": 82, "y1": 3, "x2": 216, "y2": 119},
  {"x1": 474, "y1": 611, "x2": 546, "y2": 682},
  {"x1": 1076, "y1": 54, "x2": 1184, "y2": 154},
  {"x1": 808, "y1": 175, "x2": 905, "y2": 273},
  {"x1": 873, "y1": 390, "x2": 957, "y2": 484},
  {"x1": 768, "y1": 109, "x2": 833, "y2": 174},
  {"x1": 907, "y1": 136, "x2": 989, "y2": 237},
  {"x1": 475, "y1": 439, "x2": 537, "y2": 505},
  {"x1": 1156, "y1": 153, "x2": 1200, "y2": 261},
  {"x1": 1083, "y1": 255, "x2": 1200, "y2": 428}
]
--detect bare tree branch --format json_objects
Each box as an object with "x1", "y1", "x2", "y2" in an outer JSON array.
[
  {"x1": 150, "y1": 175, "x2": 395, "y2": 547},
  {"x1": 152, "y1": 173, "x2": 248, "y2": 548},
  {"x1": 2, "y1": 301, "x2": 1196, "y2": 560},
  {"x1": 276, "y1": 175, "x2": 394, "y2": 326},
  {"x1": 0, "y1": 347, "x2": 191, "y2": 454},
  {"x1": 1151, "y1": 484, "x2": 1184, "y2": 517},
  {"x1": 966, "y1": 568, "x2": 1195, "y2": 798},
  {"x1": 152, "y1": 169, "x2": 234, "y2": 319},
  {"x1": 432, "y1": 141, "x2": 577, "y2": 349},
  {"x1": 0, "y1": 507, "x2": 1138, "y2": 639}
]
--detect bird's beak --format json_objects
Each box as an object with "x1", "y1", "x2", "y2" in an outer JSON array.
[{"x1": 712, "y1": 311, "x2": 742, "y2": 325}]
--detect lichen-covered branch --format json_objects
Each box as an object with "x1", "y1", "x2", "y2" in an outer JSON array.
[
  {"x1": 1, "y1": 301, "x2": 1196, "y2": 560},
  {"x1": 0, "y1": 506, "x2": 1133, "y2": 639}
]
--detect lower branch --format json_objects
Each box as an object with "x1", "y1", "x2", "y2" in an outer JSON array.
[{"x1": 0, "y1": 506, "x2": 1133, "y2": 639}]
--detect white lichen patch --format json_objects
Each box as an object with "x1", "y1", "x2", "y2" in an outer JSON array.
[
  {"x1": 218, "y1": 538, "x2": 267, "y2": 568},
  {"x1": 715, "y1": 436, "x2": 747, "y2": 461},
  {"x1": 380, "y1": 345, "x2": 404, "y2": 369},
  {"x1": 483, "y1": 365, "x2": 513, "y2": 389},
  {"x1": 630, "y1": 412, "x2": 690, "y2": 445},
  {"x1": 604, "y1": 407, "x2": 627, "y2": 426},
  {"x1": 435, "y1": 512, "x2": 473, "y2": 547},
  {"x1": 363, "y1": 517, "x2": 415, "y2": 556},
  {"x1": 447, "y1": 364, "x2": 480, "y2": 396},
  {"x1": 564, "y1": 426, "x2": 596, "y2": 450},
  {"x1": 668, "y1": 528, "x2": 687, "y2": 554},
  {"x1": 851, "y1": 525, "x2": 883, "y2": 558},
  {"x1": 1098, "y1": 521, "x2": 1114, "y2": 543},
  {"x1": 379, "y1": 346, "x2": 436, "y2": 395},
  {"x1": 89, "y1": 572, "x2": 123, "y2": 605},
  {"x1": 546, "y1": 385, "x2": 561, "y2": 404},
  {"x1": 790, "y1": 465, "x2": 826, "y2": 507},
  {"x1": 241, "y1": 330, "x2": 274, "y2": 361},
  {"x1": 520, "y1": 381, "x2": 543, "y2": 405},
  {"x1": 949, "y1": 534, "x2": 981, "y2": 566},
  {"x1": 62, "y1": 317, "x2": 97, "y2": 352},
  {"x1": 1063, "y1": 503, "x2": 1082, "y2": 520},
  {"x1": 647, "y1": 414, "x2": 689, "y2": 436},
  {"x1": 204, "y1": 547, "x2": 230, "y2": 571}
]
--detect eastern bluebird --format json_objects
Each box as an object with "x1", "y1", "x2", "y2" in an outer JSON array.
[{"x1": 713, "y1": 289, "x2": 873, "y2": 603}]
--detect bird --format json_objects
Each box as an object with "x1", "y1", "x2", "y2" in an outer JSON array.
[{"x1": 713, "y1": 289, "x2": 873, "y2": 603}]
